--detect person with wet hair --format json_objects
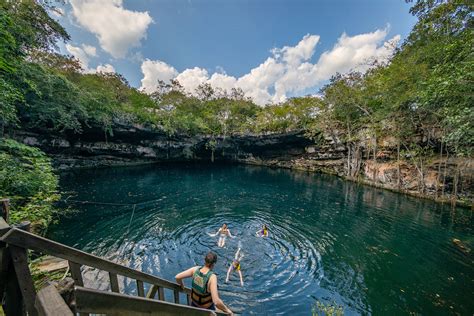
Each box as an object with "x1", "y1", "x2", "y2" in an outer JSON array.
[
  {"x1": 226, "y1": 246, "x2": 244, "y2": 286},
  {"x1": 175, "y1": 252, "x2": 233, "y2": 315},
  {"x1": 208, "y1": 223, "x2": 234, "y2": 247}
]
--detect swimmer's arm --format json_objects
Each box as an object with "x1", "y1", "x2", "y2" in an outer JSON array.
[
  {"x1": 238, "y1": 270, "x2": 244, "y2": 286},
  {"x1": 228, "y1": 229, "x2": 235, "y2": 238},
  {"x1": 208, "y1": 228, "x2": 221, "y2": 237},
  {"x1": 175, "y1": 266, "x2": 197, "y2": 289},
  {"x1": 209, "y1": 274, "x2": 233, "y2": 315},
  {"x1": 234, "y1": 248, "x2": 241, "y2": 260}
]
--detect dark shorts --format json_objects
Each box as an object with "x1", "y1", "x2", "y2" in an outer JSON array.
[{"x1": 191, "y1": 301, "x2": 216, "y2": 310}]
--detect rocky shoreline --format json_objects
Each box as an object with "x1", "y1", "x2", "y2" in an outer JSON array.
[{"x1": 8, "y1": 124, "x2": 473, "y2": 208}]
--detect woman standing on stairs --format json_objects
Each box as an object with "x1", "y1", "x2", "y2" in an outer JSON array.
[{"x1": 175, "y1": 252, "x2": 234, "y2": 315}]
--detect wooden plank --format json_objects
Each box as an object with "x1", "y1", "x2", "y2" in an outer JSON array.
[
  {"x1": 146, "y1": 284, "x2": 158, "y2": 299},
  {"x1": 136, "y1": 280, "x2": 145, "y2": 297},
  {"x1": 10, "y1": 245, "x2": 38, "y2": 316},
  {"x1": 1, "y1": 228, "x2": 191, "y2": 294},
  {"x1": 36, "y1": 256, "x2": 68, "y2": 273},
  {"x1": 74, "y1": 286, "x2": 227, "y2": 316},
  {"x1": 109, "y1": 272, "x2": 119, "y2": 293},
  {"x1": 35, "y1": 284, "x2": 73, "y2": 316},
  {"x1": 68, "y1": 261, "x2": 84, "y2": 287},
  {"x1": 174, "y1": 289, "x2": 180, "y2": 304},
  {"x1": 2, "y1": 249, "x2": 23, "y2": 316},
  {"x1": 157, "y1": 286, "x2": 165, "y2": 301}
]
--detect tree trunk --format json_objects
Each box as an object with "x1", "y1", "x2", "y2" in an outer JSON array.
[
  {"x1": 442, "y1": 149, "x2": 449, "y2": 198},
  {"x1": 397, "y1": 139, "x2": 401, "y2": 189},
  {"x1": 372, "y1": 134, "x2": 377, "y2": 182},
  {"x1": 436, "y1": 139, "x2": 444, "y2": 198},
  {"x1": 419, "y1": 157, "x2": 425, "y2": 194},
  {"x1": 452, "y1": 160, "x2": 460, "y2": 207}
]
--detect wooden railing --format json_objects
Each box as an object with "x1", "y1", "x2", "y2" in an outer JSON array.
[{"x1": 0, "y1": 199, "x2": 225, "y2": 315}]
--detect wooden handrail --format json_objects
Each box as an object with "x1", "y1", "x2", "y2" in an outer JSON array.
[
  {"x1": 74, "y1": 286, "x2": 227, "y2": 315},
  {"x1": 0, "y1": 228, "x2": 191, "y2": 294}
]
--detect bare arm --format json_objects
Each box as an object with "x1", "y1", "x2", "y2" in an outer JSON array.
[
  {"x1": 208, "y1": 228, "x2": 221, "y2": 237},
  {"x1": 209, "y1": 275, "x2": 232, "y2": 315},
  {"x1": 234, "y1": 248, "x2": 241, "y2": 260},
  {"x1": 175, "y1": 266, "x2": 197, "y2": 289},
  {"x1": 228, "y1": 229, "x2": 235, "y2": 238}
]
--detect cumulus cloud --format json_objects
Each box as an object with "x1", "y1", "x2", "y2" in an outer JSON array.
[
  {"x1": 66, "y1": 43, "x2": 116, "y2": 74},
  {"x1": 139, "y1": 28, "x2": 400, "y2": 105},
  {"x1": 175, "y1": 67, "x2": 209, "y2": 93},
  {"x1": 66, "y1": 43, "x2": 96, "y2": 69},
  {"x1": 69, "y1": 0, "x2": 153, "y2": 58},
  {"x1": 96, "y1": 63, "x2": 116, "y2": 73},
  {"x1": 140, "y1": 59, "x2": 178, "y2": 93}
]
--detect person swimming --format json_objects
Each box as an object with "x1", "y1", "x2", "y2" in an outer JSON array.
[
  {"x1": 226, "y1": 246, "x2": 244, "y2": 286},
  {"x1": 256, "y1": 224, "x2": 269, "y2": 237},
  {"x1": 208, "y1": 223, "x2": 234, "y2": 247}
]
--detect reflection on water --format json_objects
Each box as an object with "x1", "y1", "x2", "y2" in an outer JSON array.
[{"x1": 49, "y1": 164, "x2": 473, "y2": 315}]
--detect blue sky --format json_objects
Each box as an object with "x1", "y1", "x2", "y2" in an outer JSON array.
[{"x1": 56, "y1": 0, "x2": 416, "y2": 105}]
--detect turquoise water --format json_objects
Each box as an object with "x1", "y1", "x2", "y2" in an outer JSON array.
[{"x1": 49, "y1": 164, "x2": 473, "y2": 315}]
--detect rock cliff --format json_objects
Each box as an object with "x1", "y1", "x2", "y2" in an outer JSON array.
[{"x1": 8, "y1": 124, "x2": 473, "y2": 206}]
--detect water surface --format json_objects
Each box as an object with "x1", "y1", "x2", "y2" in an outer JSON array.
[{"x1": 49, "y1": 164, "x2": 473, "y2": 315}]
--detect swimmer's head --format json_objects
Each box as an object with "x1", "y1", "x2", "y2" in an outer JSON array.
[
  {"x1": 205, "y1": 251, "x2": 218, "y2": 268},
  {"x1": 263, "y1": 224, "x2": 268, "y2": 230},
  {"x1": 222, "y1": 223, "x2": 228, "y2": 229}
]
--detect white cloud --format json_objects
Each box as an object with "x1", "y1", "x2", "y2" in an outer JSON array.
[
  {"x1": 69, "y1": 0, "x2": 153, "y2": 58},
  {"x1": 140, "y1": 59, "x2": 178, "y2": 93},
  {"x1": 81, "y1": 44, "x2": 97, "y2": 57},
  {"x1": 66, "y1": 43, "x2": 116, "y2": 74},
  {"x1": 96, "y1": 63, "x2": 115, "y2": 73},
  {"x1": 65, "y1": 43, "x2": 97, "y2": 69},
  {"x1": 175, "y1": 67, "x2": 209, "y2": 93},
  {"x1": 139, "y1": 28, "x2": 400, "y2": 105}
]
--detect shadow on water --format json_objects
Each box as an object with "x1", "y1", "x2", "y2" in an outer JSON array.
[{"x1": 49, "y1": 163, "x2": 473, "y2": 315}]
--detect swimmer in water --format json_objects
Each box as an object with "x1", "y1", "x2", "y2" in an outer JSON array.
[
  {"x1": 226, "y1": 247, "x2": 244, "y2": 286},
  {"x1": 208, "y1": 223, "x2": 234, "y2": 247},
  {"x1": 256, "y1": 224, "x2": 269, "y2": 237}
]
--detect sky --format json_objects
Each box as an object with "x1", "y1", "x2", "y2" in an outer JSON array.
[{"x1": 53, "y1": 0, "x2": 417, "y2": 105}]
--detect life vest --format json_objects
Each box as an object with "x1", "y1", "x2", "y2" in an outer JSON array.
[{"x1": 191, "y1": 267, "x2": 214, "y2": 309}]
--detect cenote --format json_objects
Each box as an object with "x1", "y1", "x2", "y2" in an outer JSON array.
[{"x1": 48, "y1": 164, "x2": 473, "y2": 315}]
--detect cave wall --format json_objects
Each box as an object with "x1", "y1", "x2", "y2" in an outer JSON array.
[{"x1": 8, "y1": 124, "x2": 473, "y2": 206}]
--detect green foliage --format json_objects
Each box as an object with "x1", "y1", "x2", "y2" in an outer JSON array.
[
  {"x1": 0, "y1": 139, "x2": 59, "y2": 231},
  {"x1": 312, "y1": 300, "x2": 344, "y2": 316}
]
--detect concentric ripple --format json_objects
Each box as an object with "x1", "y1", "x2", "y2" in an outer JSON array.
[{"x1": 49, "y1": 164, "x2": 474, "y2": 315}]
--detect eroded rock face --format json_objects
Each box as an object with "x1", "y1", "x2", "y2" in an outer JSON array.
[{"x1": 9, "y1": 124, "x2": 473, "y2": 205}]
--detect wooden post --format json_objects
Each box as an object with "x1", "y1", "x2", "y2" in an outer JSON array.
[
  {"x1": 10, "y1": 221, "x2": 38, "y2": 316},
  {"x1": 157, "y1": 286, "x2": 165, "y2": 301},
  {"x1": 69, "y1": 261, "x2": 84, "y2": 286},
  {"x1": 173, "y1": 289, "x2": 180, "y2": 304},
  {"x1": 0, "y1": 199, "x2": 9, "y2": 222},
  {"x1": 109, "y1": 272, "x2": 119, "y2": 293},
  {"x1": 136, "y1": 280, "x2": 145, "y2": 297}
]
